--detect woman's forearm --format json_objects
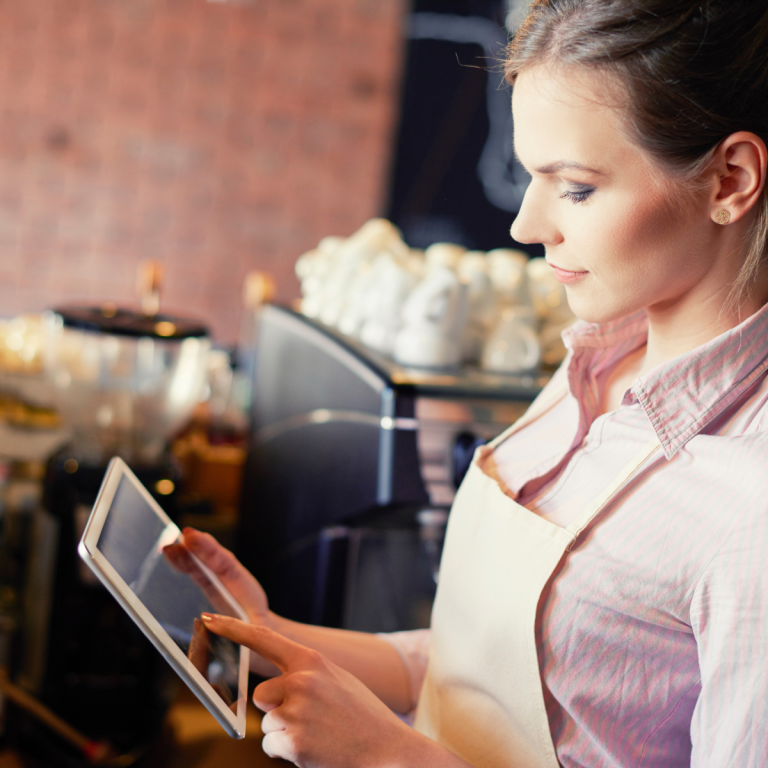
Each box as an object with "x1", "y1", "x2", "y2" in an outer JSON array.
[{"x1": 266, "y1": 612, "x2": 415, "y2": 714}]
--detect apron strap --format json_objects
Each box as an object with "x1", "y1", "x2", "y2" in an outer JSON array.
[{"x1": 564, "y1": 437, "x2": 661, "y2": 550}]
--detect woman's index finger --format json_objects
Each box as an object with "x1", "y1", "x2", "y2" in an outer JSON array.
[{"x1": 200, "y1": 615, "x2": 308, "y2": 672}]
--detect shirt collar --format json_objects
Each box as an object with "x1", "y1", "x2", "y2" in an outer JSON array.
[{"x1": 562, "y1": 303, "x2": 768, "y2": 459}]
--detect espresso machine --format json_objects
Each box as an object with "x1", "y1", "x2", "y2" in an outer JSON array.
[
  {"x1": 14, "y1": 306, "x2": 210, "y2": 764},
  {"x1": 237, "y1": 305, "x2": 545, "y2": 632}
]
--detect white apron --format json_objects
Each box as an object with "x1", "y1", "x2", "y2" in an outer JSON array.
[{"x1": 414, "y1": 386, "x2": 660, "y2": 768}]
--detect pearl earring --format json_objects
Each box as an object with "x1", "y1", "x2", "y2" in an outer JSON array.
[{"x1": 713, "y1": 209, "x2": 731, "y2": 225}]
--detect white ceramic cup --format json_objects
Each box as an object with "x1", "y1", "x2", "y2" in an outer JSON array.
[
  {"x1": 481, "y1": 308, "x2": 541, "y2": 373},
  {"x1": 394, "y1": 267, "x2": 468, "y2": 368}
]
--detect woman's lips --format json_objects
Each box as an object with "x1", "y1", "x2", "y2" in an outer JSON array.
[{"x1": 549, "y1": 262, "x2": 589, "y2": 284}]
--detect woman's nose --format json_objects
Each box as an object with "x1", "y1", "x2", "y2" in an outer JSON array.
[{"x1": 509, "y1": 185, "x2": 562, "y2": 246}]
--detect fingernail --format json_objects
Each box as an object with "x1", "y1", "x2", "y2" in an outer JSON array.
[{"x1": 200, "y1": 613, "x2": 215, "y2": 623}]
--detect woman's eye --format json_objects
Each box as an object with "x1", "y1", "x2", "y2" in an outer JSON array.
[{"x1": 561, "y1": 186, "x2": 595, "y2": 204}]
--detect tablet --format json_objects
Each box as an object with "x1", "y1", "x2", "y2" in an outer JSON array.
[{"x1": 78, "y1": 457, "x2": 250, "y2": 738}]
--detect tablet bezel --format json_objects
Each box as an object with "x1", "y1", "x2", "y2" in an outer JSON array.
[{"x1": 78, "y1": 456, "x2": 250, "y2": 739}]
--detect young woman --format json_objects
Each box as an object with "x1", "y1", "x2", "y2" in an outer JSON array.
[{"x1": 187, "y1": 1, "x2": 768, "y2": 765}]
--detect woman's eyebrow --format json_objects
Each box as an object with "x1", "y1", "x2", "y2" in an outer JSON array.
[{"x1": 535, "y1": 160, "x2": 605, "y2": 175}]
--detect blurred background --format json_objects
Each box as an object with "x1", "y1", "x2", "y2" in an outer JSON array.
[
  {"x1": 0, "y1": 0, "x2": 538, "y2": 344},
  {"x1": 0, "y1": 1, "x2": 565, "y2": 766}
]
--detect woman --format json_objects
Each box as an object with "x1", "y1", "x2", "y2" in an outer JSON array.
[{"x1": 192, "y1": 1, "x2": 768, "y2": 765}]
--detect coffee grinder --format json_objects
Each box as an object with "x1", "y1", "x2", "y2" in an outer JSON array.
[{"x1": 18, "y1": 304, "x2": 210, "y2": 765}]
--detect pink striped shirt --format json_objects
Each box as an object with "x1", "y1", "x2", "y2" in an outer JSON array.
[{"x1": 386, "y1": 303, "x2": 768, "y2": 767}]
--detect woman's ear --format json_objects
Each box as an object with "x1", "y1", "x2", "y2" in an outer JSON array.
[{"x1": 709, "y1": 131, "x2": 768, "y2": 224}]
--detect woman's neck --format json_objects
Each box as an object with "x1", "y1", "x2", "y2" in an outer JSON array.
[
  {"x1": 601, "y1": 276, "x2": 768, "y2": 415},
  {"x1": 641, "y1": 279, "x2": 767, "y2": 378}
]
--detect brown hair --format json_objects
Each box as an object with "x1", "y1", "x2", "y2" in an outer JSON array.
[{"x1": 505, "y1": 0, "x2": 768, "y2": 307}]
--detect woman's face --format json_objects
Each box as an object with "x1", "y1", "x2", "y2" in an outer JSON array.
[{"x1": 510, "y1": 66, "x2": 717, "y2": 325}]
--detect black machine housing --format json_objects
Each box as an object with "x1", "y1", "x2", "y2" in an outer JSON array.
[{"x1": 237, "y1": 306, "x2": 544, "y2": 632}]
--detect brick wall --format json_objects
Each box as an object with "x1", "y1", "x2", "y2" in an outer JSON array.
[{"x1": 0, "y1": 0, "x2": 406, "y2": 342}]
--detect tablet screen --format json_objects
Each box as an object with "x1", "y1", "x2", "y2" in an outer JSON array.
[{"x1": 97, "y1": 475, "x2": 240, "y2": 710}]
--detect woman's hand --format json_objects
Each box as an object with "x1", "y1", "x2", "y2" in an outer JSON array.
[
  {"x1": 179, "y1": 528, "x2": 279, "y2": 676},
  {"x1": 200, "y1": 615, "x2": 450, "y2": 768},
  {"x1": 177, "y1": 528, "x2": 422, "y2": 715},
  {"x1": 181, "y1": 527, "x2": 270, "y2": 623}
]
